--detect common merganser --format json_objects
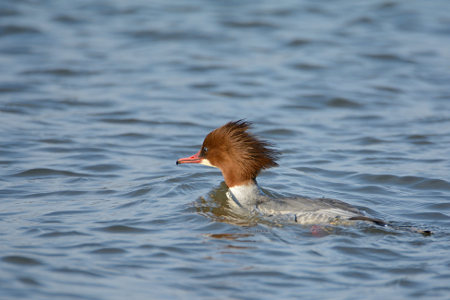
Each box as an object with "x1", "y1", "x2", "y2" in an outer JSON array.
[{"x1": 177, "y1": 120, "x2": 387, "y2": 226}]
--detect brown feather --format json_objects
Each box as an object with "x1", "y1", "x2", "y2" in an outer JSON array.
[{"x1": 201, "y1": 120, "x2": 280, "y2": 187}]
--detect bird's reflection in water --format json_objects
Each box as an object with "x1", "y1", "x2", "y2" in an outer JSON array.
[{"x1": 194, "y1": 182, "x2": 263, "y2": 227}]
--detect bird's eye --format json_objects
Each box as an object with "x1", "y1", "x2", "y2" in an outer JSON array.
[{"x1": 202, "y1": 147, "x2": 208, "y2": 155}]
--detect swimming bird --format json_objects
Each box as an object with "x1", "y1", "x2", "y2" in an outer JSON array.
[{"x1": 176, "y1": 120, "x2": 388, "y2": 226}]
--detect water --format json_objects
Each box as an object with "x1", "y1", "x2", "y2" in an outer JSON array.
[{"x1": 1, "y1": 0, "x2": 450, "y2": 299}]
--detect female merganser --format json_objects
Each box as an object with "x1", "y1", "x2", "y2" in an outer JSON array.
[{"x1": 177, "y1": 120, "x2": 386, "y2": 226}]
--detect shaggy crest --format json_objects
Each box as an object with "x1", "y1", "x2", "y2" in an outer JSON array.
[{"x1": 201, "y1": 120, "x2": 279, "y2": 186}]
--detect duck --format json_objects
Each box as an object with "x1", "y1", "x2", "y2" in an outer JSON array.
[{"x1": 176, "y1": 120, "x2": 387, "y2": 226}]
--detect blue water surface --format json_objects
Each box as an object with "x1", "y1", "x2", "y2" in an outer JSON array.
[{"x1": 1, "y1": 1, "x2": 449, "y2": 299}]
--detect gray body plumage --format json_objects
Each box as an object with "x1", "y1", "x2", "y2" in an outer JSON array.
[{"x1": 228, "y1": 184, "x2": 365, "y2": 225}]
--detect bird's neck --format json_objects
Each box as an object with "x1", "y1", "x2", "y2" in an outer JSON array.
[{"x1": 227, "y1": 181, "x2": 266, "y2": 208}]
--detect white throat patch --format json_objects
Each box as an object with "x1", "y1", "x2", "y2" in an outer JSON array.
[{"x1": 200, "y1": 158, "x2": 217, "y2": 168}]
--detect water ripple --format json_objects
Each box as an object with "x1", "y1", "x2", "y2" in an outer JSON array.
[
  {"x1": 44, "y1": 210, "x2": 96, "y2": 217},
  {"x1": 95, "y1": 225, "x2": 151, "y2": 233},
  {"x1": 52, "y1": 267, "x2": 103, "y2": 278},
  {"x1": 2, "y1": 255, "x2": 42, "y2": 266},
  {"x1": 38, "y1": 231, "x2": 89, "y2": 238},
  {"x1": 0, "y1": 25, "x2": 41, "y2": 36},
  {"x1": 82, "y1": 163, "x2": 125, "y2": 172},
  {"x1": 13, "y1": 168, "x2": 90, "y2": 178},
  {"x1": 91, "y1": 248, "x2": 127, "y2": 254},
  {"x1": 22, "y1": 68, "x2": 98, "y2": 77},
  {"x1": 351, "y1": 173, "x2": 450, "y2": 191}
]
